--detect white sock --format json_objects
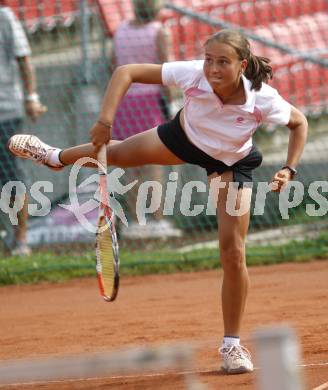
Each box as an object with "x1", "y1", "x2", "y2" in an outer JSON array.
[
  {"x1": 222, "y1": 336, "x2": 240, "y2": 348},
  {"x1": 48, "y1": 148, "x2": 64, "y2": 167}
]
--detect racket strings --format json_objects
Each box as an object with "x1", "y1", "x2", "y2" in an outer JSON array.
[{"x1": 97, "y1": 218, "x2": 116, "y2": 297}]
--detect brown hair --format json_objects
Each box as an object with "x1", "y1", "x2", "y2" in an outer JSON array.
[
  {"x1": 205, "y1": 29, "x2": 273, "y2": 91},
  {"x1": 132, "y1": 0, "x2": 161, "y2": 23}
]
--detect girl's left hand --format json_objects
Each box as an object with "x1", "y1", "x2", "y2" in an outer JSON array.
[{"x1": 270, "y1": 168, "x2": 293, "y2": 192}]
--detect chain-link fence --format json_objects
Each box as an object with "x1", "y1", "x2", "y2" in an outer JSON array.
[{"x1": 0, "y1": 0, "x2": 327, "y2": 265}]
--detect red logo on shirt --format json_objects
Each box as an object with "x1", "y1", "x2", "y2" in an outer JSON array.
[{"x1": 236, "y1": 117, "x2": 244, "y2": 123}]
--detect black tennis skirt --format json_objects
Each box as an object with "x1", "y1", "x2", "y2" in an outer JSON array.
[{"x1": 157, "y1": 110, "x2": 263, "y2": 187}]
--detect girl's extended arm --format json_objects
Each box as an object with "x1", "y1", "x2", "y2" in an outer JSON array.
[
  {"x1": 285, "y1": 106, "x2": 308, "y2": 168},
  {"x1": 271, "y1": 105, "x2": 308, "y2": 192},
  {"x1": 91, "y1": 64, "x2": 163, "y2": 151}
]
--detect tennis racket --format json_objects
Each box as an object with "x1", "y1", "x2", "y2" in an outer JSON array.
[{"x1": 96, "y1": 144, "x2": 120, "y2": 302}]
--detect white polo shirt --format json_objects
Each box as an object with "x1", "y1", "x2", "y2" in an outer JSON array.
[{"x1": 162, "y1": 60, "x2": 291, "y2": 166}]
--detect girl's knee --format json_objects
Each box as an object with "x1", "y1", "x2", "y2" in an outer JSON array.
[{"x1": 220, "y1": 244, "x2": 246, "y2": 272}]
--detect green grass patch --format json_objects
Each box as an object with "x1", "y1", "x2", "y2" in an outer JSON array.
[{"x1": 1, "y1": 232, "x2": 328, "y2": 286}]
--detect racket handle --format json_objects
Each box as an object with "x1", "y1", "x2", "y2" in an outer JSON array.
[{"x1": 97, "y1": 144, "x2": 108, "y2": 175}]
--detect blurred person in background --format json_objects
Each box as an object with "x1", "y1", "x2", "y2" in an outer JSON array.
[
  {"x1": 111, "y1": 0, "x2": 181, "y2": 238},
  {"x1": 0, "y1": 4, "x2": 46, "y2": 255}
]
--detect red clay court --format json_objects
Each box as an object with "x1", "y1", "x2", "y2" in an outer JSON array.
[{"x1": 0, "y1": 260, "x2": 327, "y2": 389}]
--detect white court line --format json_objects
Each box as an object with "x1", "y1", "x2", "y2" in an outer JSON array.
[
  {"x1": 1, "y1": 368, "x2": 214, "y2": 388},
  {"x1": 1, "y1": 361, "x2": 328, "y2": 388},
  {"x1": 301, "y1": 362, "x2": 328, "y2": 368},
  {"x1": 312, "y1": 382, "x2": 328, "y2": 390}
]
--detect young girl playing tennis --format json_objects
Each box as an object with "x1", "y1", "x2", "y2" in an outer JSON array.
[{"x1": 9, "y1": 29, "x2": 307, "y2": 374}]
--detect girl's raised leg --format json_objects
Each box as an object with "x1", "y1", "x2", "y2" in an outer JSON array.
[
  {"x1": 8, "y1": 128, "x2": 184, "y2": 170},
  {"x1": 60, "y1": 127, "x2": 184, "y2": 167}
]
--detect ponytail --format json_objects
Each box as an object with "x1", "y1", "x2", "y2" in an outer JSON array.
[{"x1": 245, "y1": 53, "x2": 273, "y2": 91}]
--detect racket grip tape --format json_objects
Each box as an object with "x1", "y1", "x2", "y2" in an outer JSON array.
[{"x1": 97, "y1": 144, "x2": 107, "y2": 175}]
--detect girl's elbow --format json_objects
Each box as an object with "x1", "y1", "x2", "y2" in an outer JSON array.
[
  {"x1": 301, "y1": 115, "x2": 308, "y2": 138},
  {"x1": 301, "y1": 112, "x2": 308, "y2": 128},
  {"x1": 115, "y1": 65, "x2": 129, "y2": 76},
  {"x1": 113, "y1": 65, "x2": 133, "y2": 82},
  {"x1": 288, "y1": 110, "x2": 308, "y2": 132}
]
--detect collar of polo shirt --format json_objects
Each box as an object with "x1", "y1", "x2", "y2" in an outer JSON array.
[{"x1": 198, "y1": 73, "x2": 256, "y2": 113}]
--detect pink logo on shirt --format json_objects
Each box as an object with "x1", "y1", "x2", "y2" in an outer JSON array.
[
  {"x1": 253, "y1": 107, "x2": 262, "y2": 124},
  {"x1": 236, "y1": 116, "x2": 245, "y2": 123}
]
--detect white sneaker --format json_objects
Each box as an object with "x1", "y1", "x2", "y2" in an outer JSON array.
[
  {"x1": 11, "y1": 244, "x2": 32, "y2": 256},
  {"x1": 219, "y1": 345, "x2": 254, "y2": 374},
  {"x1": 8, "y1": 134, "x2": 64, "y2": 171}
]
